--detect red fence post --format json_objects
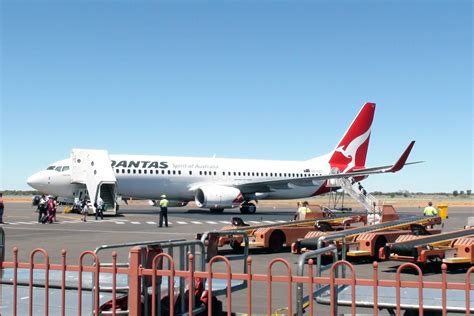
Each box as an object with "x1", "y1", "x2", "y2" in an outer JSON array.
[
  {"x1": 373, "y1": 261, "x2": 379, "y2": 316},
  {"x1": 128, "y1": 247, "x2": 142, "y2": 316},
  {"x1": 61, "y1": 249, "x2": 67, "y2": 316},
  {"x1": 112, "y1": 251, "x2": 117, "y2": 316},
  {"x1": 308, "y1": 259, "x2": 314, "y2": 316},
  {"x1": 467, "y1": 266, "x2": 474, "y2": 316},
  {"x1": 441, "y1": 263, "x2": 447, "y2": 316},
  {"x1": 247, "y1": 257, "x2": 253, "y2": 316}
]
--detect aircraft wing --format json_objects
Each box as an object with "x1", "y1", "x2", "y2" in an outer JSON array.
[{"x1": 236, "y1": 141, "x2": 420, "y2": 194}]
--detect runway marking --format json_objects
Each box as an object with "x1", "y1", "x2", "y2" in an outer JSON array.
[
  {"x1": 177, "y1": 221, "x2": 187, "y2": 224},
  {"x1": 206, "y1": 221, "x2": 218, "y2": 224},
  {"x1": 1, "y1": 226, "x2": 192, "y2": 235},
  {"x1": 131, "y1": 221, "x2": 141, "y2": 224},
  {"x1": 17, "y1": 222, "x2": 35, "y2": 225},
  {"x1": 263, "y1": 220, "x2": 275, "y2": 224},
  {"x1": 191, "y1": 221, "x2": 202, "y2": 225},
  {"x1": 115, "y1": 222, "x2": 125, "y2": 225},
  {"x1": 277, "y1": 220, "x2": 287, "y2": 223},
  {"x1": 219, "y1": 221, "x2": 230, "y2": 224},
  {"x1": 146, "y1": 221, "x2": 157, "y2": 225},
  {"x1": 248, "y1": 221, "x2": 260, "y2": 224}
]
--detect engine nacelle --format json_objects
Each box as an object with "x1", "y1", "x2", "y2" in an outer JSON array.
[{"x1": 195, "y1": 185, "x2": 243, "y2": 209}]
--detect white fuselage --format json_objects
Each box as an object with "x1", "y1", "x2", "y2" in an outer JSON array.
[{"x1": 28, "y1": 154, "x2": 332, "y2": 202}]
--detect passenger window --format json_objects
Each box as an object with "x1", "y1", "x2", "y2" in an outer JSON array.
[
  {"x1": 167, "y1": 170, "x2": 171, "y2": 175},
  {"x1": 265, "y1": 173, "x2": 268, "y2": 177},
  {"x1": 122, "y1": 169, "x2": 125, "y2": 174},
  {"x1": 270, "y1": 173, "x2": 273, "y2": 177},
  {"x1": 243, "y1": 172, "x2": 246, "y2": 176},
  {"x1": 127, "y1": 169, "x2": 130, "y2": 174},
  {"x1": 133, "y1": 170, "x2": 136, "y2": 174},
  {"x1": 116, "y1": 169, "x2": 119, "y2": 173},
  {"x1": 161, "y1": 170, "x2": 165, "y2": 175},
  {"x1": 252, "y1": 172, "x2": 254, "y2": 176},
  {"x1": 144, "y1": 170, "x2": 147, "y2": 174},
  {"x1": 238, "y1": 172, "x2": 241, "y2": 176},
  {"x1": 233, "y1": 172, "x2": 236, "y2": 176},
  {"x1": 189, "y1": 171, "x2": 192, "y2": 175},
  {"x1": 178, "y1": 170, "x2": 181, "y2": 175},
  {"x1": 173, "y1": 170, "x2": 176, "y2": 175},
  {"x1": 256, "y1": 172, "x2": 259, "y2": 176},
  {"x1": 228, "y1": 172, "x2": 231, "y2": 176},
  {"x1": 204, "y1": 171, "x2": 207, "y2": 175}
]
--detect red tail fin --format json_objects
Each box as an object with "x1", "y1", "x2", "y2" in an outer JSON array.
[{"x1": 329, "y1": 102, "x2": 376, "y2": 172}]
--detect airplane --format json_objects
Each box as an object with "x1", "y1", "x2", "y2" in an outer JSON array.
[{"x1": 27, "y1": 102, "x2": 419, "y2": 214}]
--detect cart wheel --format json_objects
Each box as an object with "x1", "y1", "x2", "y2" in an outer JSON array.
[{"x1": 268, "y1": 231, "x2": 285, "y2": 252}]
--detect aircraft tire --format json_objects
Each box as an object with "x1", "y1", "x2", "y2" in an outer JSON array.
[
  {"x1": 210, "y1": 208, "x2": 224, "y2": 214},
  {"x1": 247, "y1": 203, "x2": 257, "y2": 214},
  {"x1": 240, "y1": 203, "x2": 257, "y2": 214}
]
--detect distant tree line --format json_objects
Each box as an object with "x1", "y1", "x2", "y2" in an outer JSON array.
[
  {"x1": 1, "y1": 190, "x2": 39, "y2": 196},
  {"x1": 371, "y1": 190, "x2": 472, "y2": 198}
]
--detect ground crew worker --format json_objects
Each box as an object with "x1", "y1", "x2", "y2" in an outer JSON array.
[
  {"x1": 294, "y1": 201, "x2": 301, "y2": 220},
  {"x1": 37, "y1": 195, "x2": 48, "y2": 223},
  {"x1": 423, "y1": 201, "x2": 438, "y2": 216},
  {"x1": 95, "y1": 197, "x2": 104, "y2": 220},
  {"x1": 0, "y1": 193, "x2": 4, "y2": 224},
  {"x1": 297, "y1": 201, "x2": 312, "y2": 220},
  {"x1": 159, "y1": 194, "x2": 169, "y2": 227}
]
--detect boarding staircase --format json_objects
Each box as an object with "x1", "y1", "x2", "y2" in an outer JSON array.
[
  {"x1": 70, "y1": 149, "x2": 117, "y2": 214},
  {"x1": 335, "y1": 177, "x2": 380, "y2": 213}
]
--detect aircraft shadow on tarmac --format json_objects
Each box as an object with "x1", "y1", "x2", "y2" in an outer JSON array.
[{"x1": 119, "y1": 208, "x2": 295, "y2": 217}]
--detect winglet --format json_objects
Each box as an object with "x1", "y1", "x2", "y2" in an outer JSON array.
[{"x1": 389, "y1": 141, "x2": 416, "y2": 173}]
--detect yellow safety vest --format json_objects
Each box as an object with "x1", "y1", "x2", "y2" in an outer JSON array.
[
  {"x1": 299, "y1": 207, "x2": 311, "y2": 214},
  {"x1": 423, "y1": 206, "x2": 438, "y2": 216},
  {"x1": 160, "y1": 199, "x2": 169, "y2": 207}
]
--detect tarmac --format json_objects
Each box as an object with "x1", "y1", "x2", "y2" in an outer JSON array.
[{"x1": 0, "y1": 202, "x2": 472, "y2": 314}]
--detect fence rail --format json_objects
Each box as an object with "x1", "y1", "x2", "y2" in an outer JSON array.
[{"x1": 0, "y1": 246, "x2": 473, "y2": 315}]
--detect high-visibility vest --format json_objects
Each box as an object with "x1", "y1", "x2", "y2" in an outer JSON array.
[
  {"x1": 160, "y1": 199, "x2": 169, "y2": 207},
  {"x1": 299, "y1": 207, "x2": 311, "y2": 214},
  {"x1": 423, "y1": 206, "x2": 438, "y2": 216}
]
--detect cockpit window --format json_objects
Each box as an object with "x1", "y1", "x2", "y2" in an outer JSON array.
[
  {"x1": 62, "y1": 166, "x2": 70, "y2": 172},
  {"x1": 47, "y1": 166, "x2": 56, "y2": 170},
  {"x1": 55, "y1": 166, "x2": 62, "y2": 172}
]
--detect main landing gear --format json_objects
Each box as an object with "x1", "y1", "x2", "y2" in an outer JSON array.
[{"x1": 240, "y1": 201, "x2": 257, "y2": 214}]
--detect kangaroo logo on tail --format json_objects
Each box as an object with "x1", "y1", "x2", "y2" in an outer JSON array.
[{"x1": 329, "y1": 103, "x2": 375, "y2": 172}]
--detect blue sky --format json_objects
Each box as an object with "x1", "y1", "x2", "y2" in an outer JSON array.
[{"x1": 1, "y1": 0, "x2": 472, "y2": 192}]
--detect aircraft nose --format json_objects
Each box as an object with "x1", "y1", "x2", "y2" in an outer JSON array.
[{"x1": 27, "y1": 172, "x2": 47, "y2": 190}]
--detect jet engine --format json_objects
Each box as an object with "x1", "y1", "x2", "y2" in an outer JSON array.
[{"x1": 194, "y1": 185, "x2": 243, "y2": 209}]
